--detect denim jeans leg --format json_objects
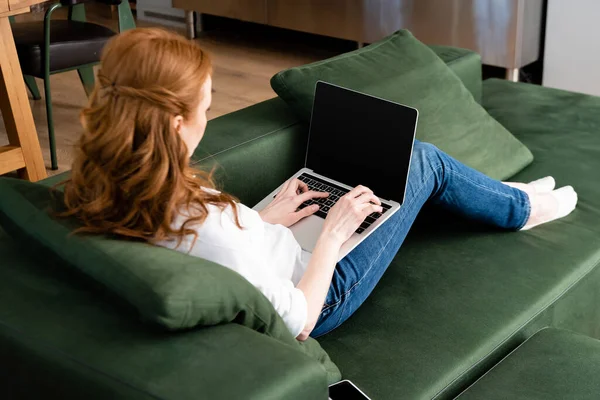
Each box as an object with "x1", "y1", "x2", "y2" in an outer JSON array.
[{"x1": 310, "y1": 141, "x2": 531, "y2": 337}]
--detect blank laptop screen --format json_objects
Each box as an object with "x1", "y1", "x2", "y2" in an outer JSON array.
[{"x1": 305, "y1": 82, "x2": 418, "y2": 203}]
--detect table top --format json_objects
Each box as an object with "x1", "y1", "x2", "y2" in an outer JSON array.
[{"x1": 0, "y1": 0, "x2": 48, "y2": 17}]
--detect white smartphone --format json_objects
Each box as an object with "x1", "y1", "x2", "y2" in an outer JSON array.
[{"x1": 328, "y1": 380, "x2": 371, "y2": 400}]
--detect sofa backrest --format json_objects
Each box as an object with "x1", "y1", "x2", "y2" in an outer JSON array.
[
  {"x1": 190, "y1": 45, "x2": 482, "y2": 206},
  {"x1": 40, "y1": 45, "x2": 482, "y2": 202}
]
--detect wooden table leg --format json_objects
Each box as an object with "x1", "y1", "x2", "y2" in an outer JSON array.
[{"x1": 0, "y1": 15, "x2": 47, "y2": 181}]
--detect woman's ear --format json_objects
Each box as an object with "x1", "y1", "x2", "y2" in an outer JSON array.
[{"x1": 172, "y1": 115, "x2": 184, "y2": 134}]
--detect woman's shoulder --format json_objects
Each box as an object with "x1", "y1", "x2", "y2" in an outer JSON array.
[
  {"x1": 159, "y1": 205, "x2": 242, "y2": 252},
  {"x1": 173, "y1": 202, "x2": 263, "y2": 241}
]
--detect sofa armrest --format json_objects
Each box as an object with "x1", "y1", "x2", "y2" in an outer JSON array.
[
  {"x1": 0, "y1": 227, "x2": 329, "y2": 399},
  {"x1": 0, "y1": 320, "x2": 328, "y2": 400}
]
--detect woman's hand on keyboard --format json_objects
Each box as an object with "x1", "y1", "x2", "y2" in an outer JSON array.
[
  {"x1": 321, "y1": 185, "x2": 383, "y2": 244},
  {"x1": 258, "y1": 178, "x2": 329, "y2": 227}
]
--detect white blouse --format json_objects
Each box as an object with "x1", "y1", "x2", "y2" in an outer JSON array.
[{"x1": 157, "y1": 201, "x2": 311, "y2": 337}]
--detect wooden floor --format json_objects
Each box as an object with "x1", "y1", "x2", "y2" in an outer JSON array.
[{"x1": 0, "y1": 7, "x2": 346, "y2": 175}]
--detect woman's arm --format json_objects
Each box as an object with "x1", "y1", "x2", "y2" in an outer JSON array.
[
  {"x1": 295, "y1": 233, "x2": 343, "y2": 341},
  {"x1": 251, "y1": 178, "x2": 382, "y2": 340},
  {"x1": 295, "y1": 185, "x2": 383, "y2": 340}
]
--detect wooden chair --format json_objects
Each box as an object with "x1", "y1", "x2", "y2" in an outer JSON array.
[{"x1": 11, "y1": 0, "x2": 135, "y2": 170}]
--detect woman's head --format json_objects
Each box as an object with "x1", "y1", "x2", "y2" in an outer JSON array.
[
  {"x1": 62, "y1": 28, "x2": 239, "y2": 244},
  {"x1": 93, "y1": 27, "x2": 212, "y2": 158}
]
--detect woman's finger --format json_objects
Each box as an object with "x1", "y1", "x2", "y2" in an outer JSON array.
[
  {"x1": 355, "y1": 193, "x2": 381, "y2": 206},
  {"x1": 346, "y1": 185, "x2": 373, "y2": 199},
  {"x1": 284, "y1": 180, "x2": 300, "y2": 196},
  {"x1": 291, "y1": 203, "x2": 320, "y2": 224},
  {"x1": 296, "y1": 190, "x2": 329, "y2": 204},
  {"x1": 277, "y1": 178, "x2": 293, "y2": 197},
  {"x1": 297, "y1": 180, "x2": 309, "y2": 194},
  {"x1": 359, "y1": 202, "x2": 383, "y2": 215},
  {"x1": 288, "y1": 179, "x2": 306, "y2": 195}
]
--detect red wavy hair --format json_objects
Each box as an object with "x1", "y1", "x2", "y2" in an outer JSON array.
[{"x1": 59, "y1": 27, "x2": 240, "y2": 245}]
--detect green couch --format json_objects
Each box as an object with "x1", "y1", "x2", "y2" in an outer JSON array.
[{"x1": 2, "y1": 45, "x2": 600, "y2": 399}]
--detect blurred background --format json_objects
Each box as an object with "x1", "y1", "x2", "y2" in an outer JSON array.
[{"x1": 3, "y1": 0, "x2": 598, "y2": 175}]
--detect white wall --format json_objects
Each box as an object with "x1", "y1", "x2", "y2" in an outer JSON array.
[{"x1": 543, "y1": 0, "x2": 600, "y2": 96}]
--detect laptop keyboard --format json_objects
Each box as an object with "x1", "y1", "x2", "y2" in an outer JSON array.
[{"x1": 294, "y1": 173, "x2": 391, "y2": 234}]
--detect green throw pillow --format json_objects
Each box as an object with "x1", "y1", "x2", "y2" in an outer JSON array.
[
  {"x1": 0, "y1": 177, "x2": 341, "y2": 383},
  {"x1": 271, "y1": 30, "x2": 533, "y2": 180}
]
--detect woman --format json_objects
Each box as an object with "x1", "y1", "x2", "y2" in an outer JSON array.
[{"x1": 62, "y1": 28, "x2": 578, "y2": 341}]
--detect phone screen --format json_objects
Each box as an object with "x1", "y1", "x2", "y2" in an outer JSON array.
[{"x1": 328, "y1": 380, "x2": 370, "y2": 400}]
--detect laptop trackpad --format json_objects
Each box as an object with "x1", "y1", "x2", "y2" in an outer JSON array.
[{"x1": 290, "y1": 215, "x2": 324, "y2": 253}]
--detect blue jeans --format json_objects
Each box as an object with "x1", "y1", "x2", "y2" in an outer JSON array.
[{"x1": 310, "y1": 140, "x2": 531, "y2": 337}]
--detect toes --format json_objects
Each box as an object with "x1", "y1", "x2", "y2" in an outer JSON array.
[{"x1": 529, "y1": 176, "x2": 556, "y2": 193}]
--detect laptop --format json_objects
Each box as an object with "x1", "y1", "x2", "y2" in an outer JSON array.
[{"x1": 253, "y1": 81, "x2": 418, "y2": 261}]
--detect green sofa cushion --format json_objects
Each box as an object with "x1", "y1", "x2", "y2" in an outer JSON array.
[
  {"x1": 317, "y1": 79, "x2": 600, "y2": 399},
  {"x1": 0, "y1": 227, "x2": 330, "y2": 399},
  {"x1": 0, "y1": 178, "x2": 340, "y2": 383},
  {"x1": 456, "y1": 328, "x2": 600, "y2": 400},
  {"x1": 270, "y1": 30, "x2": 533, "y2": 180},
  {"x1": 427, "y1": 45, "x2": 482, "y2": 104}
]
